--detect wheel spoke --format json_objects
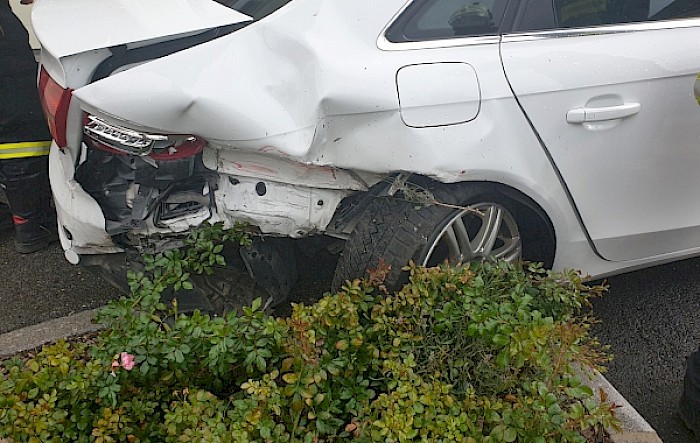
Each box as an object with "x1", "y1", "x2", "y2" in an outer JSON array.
[
  {"x1": 472, "y1": 206, "x2": 503, "y2": 257},
  {"x1": 443, "y1": 225, "x2": 463, "y2": 262},
  {"x1": 493, "y1": 237, "x2": 522, "y2": 261},
  {"x1": 452, "y1": 216, "x2": 473, "y2": 262},
  {"x1": 421, "y1": 203, "x2": 524, "y2": 268}
]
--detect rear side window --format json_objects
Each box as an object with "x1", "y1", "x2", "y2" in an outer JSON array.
[
  {"x1": 386, "y1": 0, "x2": 510, "y2": 42},
  {"x1": 517, "y1": 0, "x2": 700, "y2": 30}
]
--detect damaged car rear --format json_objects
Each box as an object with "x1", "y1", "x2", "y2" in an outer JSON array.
[{"x1": 32, "y1": 0, "x2": 700, "y2": 310}]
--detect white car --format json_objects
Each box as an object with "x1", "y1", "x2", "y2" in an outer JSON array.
[{"x1": 32, "y1": 0, "x2": 700, "y2": 308}]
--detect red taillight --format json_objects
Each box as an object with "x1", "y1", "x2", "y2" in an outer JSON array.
[
  {"x1": 38, "y1": 67, "x2": 73, "y2": 148},
  {"x1": 149, "y1": 138, "x2": 205, "y2": 160},
  {"x1": 83, "y1": 114, "x2": 205, "y2": 160},
  {"x1": 88, "y1": 136, "x2": 206, "y2": 160}
]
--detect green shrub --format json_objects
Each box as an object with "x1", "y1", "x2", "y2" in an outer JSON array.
[{"x1": 0, "y1": 223, "x2": 619, "y2": 442}]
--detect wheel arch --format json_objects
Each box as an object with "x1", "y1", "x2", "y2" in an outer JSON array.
[
  {"x1": 409, "y1": 175, "x2": 556, "y2": 267},
  {"x1": 479, "y1": 180, "x2": 557, "y2": 268},
  {"x1": 332, "y1": 174, "x2": 557, "y2": 267}
]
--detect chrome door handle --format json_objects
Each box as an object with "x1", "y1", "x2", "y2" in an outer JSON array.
[{"x1": 567, "y1": 102, "x2": 641, "y2": 123}]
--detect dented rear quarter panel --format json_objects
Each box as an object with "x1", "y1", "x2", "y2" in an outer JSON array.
[{"x1": 73, "y1": 0, "x2": 563, "y2": 186}]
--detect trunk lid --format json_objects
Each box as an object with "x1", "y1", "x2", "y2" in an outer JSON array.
[{"x1": 32, "y1": 0, "x2": 251, "y2": 59}]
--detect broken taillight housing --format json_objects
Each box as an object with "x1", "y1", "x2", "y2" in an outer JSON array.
[
  {"x1": 83, "y1": 115, "x2": 205, "y2": 159},
  {"x1": 38, "y1": 67, "x2": 73, "y2": 148},
  {"x1": 77, "y1": 115, "x2": 213, "y2": 234}
]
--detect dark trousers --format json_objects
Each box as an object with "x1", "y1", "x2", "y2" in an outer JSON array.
[
  {"x1": 681, "y1": 346, "x2": 700, "y2": 434},
  {"x1": 0, "y1": 156, "x2": 52, "y2": 224},
  {"x1": 0, "y1": 3, "x2": 53, "y2": 227},
  {"x1": 0, "y1": 3, "x2": 50, "y2": 145}
]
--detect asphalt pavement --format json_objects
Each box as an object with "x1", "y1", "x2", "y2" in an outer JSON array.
[
  {"x1": 0, "y1": 225, "x2": 120, "y2": 334},
  {"x1": 592, "y1": 258, "x2": 700, "y2": 443}
]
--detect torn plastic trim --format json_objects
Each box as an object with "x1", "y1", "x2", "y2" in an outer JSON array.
[
  {"x1": 75, "y1": 143, "x2": 218, "y2": 236},
  {"x1": 152, "y1": 177, "x2": 217, "y2": 228}
]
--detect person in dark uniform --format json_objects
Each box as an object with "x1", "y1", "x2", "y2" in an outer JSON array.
[
  {"x1": 680, "y1": 75, "x2": 700, "y2": 437},
  {"x1": 0, "y1": 0, "x2": 57, "y2": 253},
  {"x1": 681, "y1": 348, "x2": 700, "y2": 436}
]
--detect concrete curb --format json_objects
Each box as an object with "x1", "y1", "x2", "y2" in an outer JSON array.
[
  {"x1": 0, "y1": 309, "x2": 105, "y2": 359},
  {"x1": 0, "y1": 310, "x2": 664, "y2": 442},
  {"x1": 583, "y1": 368, "x2": 664, "y2": 442}
]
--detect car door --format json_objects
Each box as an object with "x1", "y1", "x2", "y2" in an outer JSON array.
[{"x1": 500, "y1": 0, "x2": 700, "y2": 261}]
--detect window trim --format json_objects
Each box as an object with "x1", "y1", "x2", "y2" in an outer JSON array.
[
  {"x1": 511, "y1": 0, "x2": 700, "y2": 33},
  {"x1": 383, "y1": 0, "x2": 519, "y2": 44},
  {"x1": 380, "y1": 0, "x2": 700, "y2": 51},
  {"x1": 378, "y1": 33, "x2": 501, "y2": 51},
  {"x1": 504, "y1": 15, "x2": 700, "y2": 40}
]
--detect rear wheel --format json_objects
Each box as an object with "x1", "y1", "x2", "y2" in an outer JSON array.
[
  {"x1": 420, "y1": 202, "x2": 521, "y2": 268},
  {"x1": 332, "y1": 180, "x2": 553, "y2": 291},
  {"x1": 187, "y1": 264, "x2": 274, "y2": 316}
]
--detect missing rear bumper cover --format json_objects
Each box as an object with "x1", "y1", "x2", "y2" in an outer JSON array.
[{"x1": 75, "y1": 147, "x2": 218, "y2": 235}]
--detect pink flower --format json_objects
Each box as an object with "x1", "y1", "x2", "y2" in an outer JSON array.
[{"x1": 120, "y1": 352, "x2": 136, "y2": 371}]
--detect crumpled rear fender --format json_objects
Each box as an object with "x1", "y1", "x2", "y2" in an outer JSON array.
[{"x1": 72, "y1": 0, "x2": 406, "y2": 159}]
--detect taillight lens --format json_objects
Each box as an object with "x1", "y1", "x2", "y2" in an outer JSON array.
[
  {"x1": 38, "y1": 67, "x2": 73, "y2": 148},
  {"x1": 83, "y1": 114, "x2": 205, "y2": 160},
  {"x1": 149, "y1": 138, "x2": 206, "y2": 160}
]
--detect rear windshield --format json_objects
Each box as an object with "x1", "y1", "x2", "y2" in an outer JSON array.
[{"x1": 214, "y1": 0, "x2": 293, "y2": 21}]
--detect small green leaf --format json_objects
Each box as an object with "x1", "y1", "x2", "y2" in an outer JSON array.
[
  {"x1": 496, "y1": 349, "x2": 510, "y2": 367},
  {"x1": 492, "y1": 334, "x2": 510, "y2": 346},
  {"x1": 256, "y1": 355, "x2": 266, "y2": 372},
  {"x1": 282, "y1": 373, "x2": 299, "y2": 384},
  {"x1": 504, "y1": 428, "x2": 517, "y2": 442}
]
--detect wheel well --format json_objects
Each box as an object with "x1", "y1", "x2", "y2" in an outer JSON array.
[
  {"x1": 333, "y1": 175, "x2": 556, "y2": 267},
  {"x1": 486, "y1": 182, "x2": 556, "y2": 268}
]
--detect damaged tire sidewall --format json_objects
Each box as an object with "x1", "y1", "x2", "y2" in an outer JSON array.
[{"x1": 333, "y1": 179, "x2": 549, "y2": 291}]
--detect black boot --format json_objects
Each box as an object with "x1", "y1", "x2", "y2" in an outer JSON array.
[
  {"x1": 0, "y1": 156, "x2": 57, "y2": 253},
  {"x1": 680, "y1": 347, "x2": 700, "y2": 436},
  {"x1": 12, "y1": 214, "x2": 57, "y2": 253}
]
